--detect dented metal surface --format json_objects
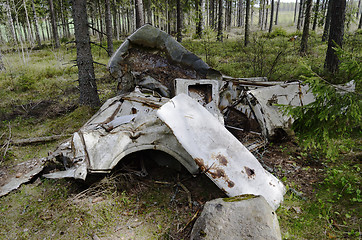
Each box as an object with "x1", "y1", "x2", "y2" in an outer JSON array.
[
  {"x1": 43, "y1": 89, "x2": 199, "y2": 180},
  {"x1": 157, "y1": 94, "x2": 285, "y2": 210},
  {"x1": 247, "y1": 82, "x2": 315, "y2": 137}
]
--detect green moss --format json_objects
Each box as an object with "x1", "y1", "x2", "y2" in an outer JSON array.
[{"x1": 223, "y1": 194, "x2": 258, "y2": 202}]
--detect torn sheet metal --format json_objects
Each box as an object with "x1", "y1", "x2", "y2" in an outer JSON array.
[
  {"x1": 43, "y1": 89, "x2": 198, "y2": 180},
  {"x1": 219, "y1": 79, "x2": 316, "y2": 138},
  {"x1": 157, "y1": 94, "x2": 286, "y2": 210},
  {"x1": 247, "y1": 82, "x2": 315, "y2": 137},
  {"x1": 0, "y1": 158, "x2": 45, "y2": 197}
]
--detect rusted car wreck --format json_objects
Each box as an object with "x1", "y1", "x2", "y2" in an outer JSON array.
[{"x1": 1, "y1": 25, "x2": 321, "y2": 210}]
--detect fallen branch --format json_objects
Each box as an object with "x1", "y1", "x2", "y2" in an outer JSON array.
[
  {"x1": 10, "y1": 134, "x2": 71, "y2": 146},
  {"x1": 177, "y1": 208, "x2": 201, "y2": 233},
  {"x1": 178, "y1": 182, "x2": 192, "y2": 208},
  {"x1": 1, "y1": 123, "x2": 12, "y2": 162}
]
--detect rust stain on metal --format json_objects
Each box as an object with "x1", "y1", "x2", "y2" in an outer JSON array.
[
  {"x1": 227, "y1": 180, "x2": 235, "y2": 188},
  {"x1": 194, "y1": 158, "x2": 208, "y2": 172},
  {"x1": 209, "y1": 168, "x2": 226, "y2": 179},
  {"x1": 215, "y1": 154, "x2": 228, "y2": 166},
  {"x1": 244, "y1": 166, "x2": 255, "y2": 178},
  {"x1": 102, "y1": 104, "x2": 122, "y2": 124}
]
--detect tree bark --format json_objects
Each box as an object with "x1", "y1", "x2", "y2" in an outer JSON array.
[
  {"x1": 324, "y1": 0, "x2": 346, "y2": 74},
  {"x1": 312, "y1": 0, "x2": 320, "y2": 30},
  {"x1": 258, "y1": 0, "x2": 263, "y2": 27},
  {"x1": 112, "y1": 0, "x2": 119, "y2": 39},
  {"x1": 72, "y1": 0, "x2": 100, "y2": 107},
  {"x1": 0, "y1": 51, "x2": 5, "y2": 71},
  {"x1": 176, "y1": 0, "x2": 182, "y2": 42},
  {"x1": 300, "y1": 0, "x2": 312, "y2": 54},
  {"x1": 294, "y1": 0, "x2": 298, "y2": 23},
  {"x1": 49, "y1": 0, "x2": 60, "y2": 48},
  {"x1": 31, "y1": 0, "x2": 42, "y2": 47},
  {"x1": 105, "y1": 0, "x2": 113, "y2": 56},
  {"x1": 322, "y1": 0, "x2": 332, "y2": 42},
  {"x1": 297, "y1": 0, "x2": 304, "y2": 30},
  {"x1": 97, "y1": 0, "x2": 104, "y2": 43},
  {"x1": 269, "y1": 0, "x2": 274, "y2": 33},
  {"x1": 217, "y1": 0, "x2": 223, "y2": 41},
  {"x1": 357, "y1": 0, "x2": 361, "y2": 19},
  {"x1": 359, "y1": 11, "x2": 362, "y2": 29},
  {"x1": 245, "y1": 0, "x2": 250, "y2": 46},
  {"x1": 135, "y1": 0, "x2": 145, "y2": 28},
  {"x1": 210, "y1": 0, "x2": 215, "y2": 28},
  {"x1": 225, "y1": 0, "x2": 232, "y2": 31},
  {"x1": 23, "y1": 0, "x2": 34, "y2": 45},
  {"x1": 275, "y1": 0, "x2": 280, "y2": 25},
  {"x1": 5, "y1": 0, "x2": 17, "y2": 43},
  {"x1": 196, "y1": 0, "x2": 203, "y2": 36},
  {"x1": 264, "y1": 0, "x2": 269, "y2": 30}
]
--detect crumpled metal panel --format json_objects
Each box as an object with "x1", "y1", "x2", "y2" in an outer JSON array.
[
  {"x1": 43, "y1": 90, "x2": 199, "y2": 180},
  {"x1": 157, "y1": 94, "x2": 286, "y2": 210},
  {"x1": 247, "y1": 82, "x2": 315, "y2": 137}
]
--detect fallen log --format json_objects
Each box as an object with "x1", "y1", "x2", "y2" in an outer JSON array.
[{"x1": 10, "y1": 134, "x2": 71, "y2": 145}]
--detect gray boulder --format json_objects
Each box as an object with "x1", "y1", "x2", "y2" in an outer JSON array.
[{"x1": 191, "y1": 195, "x2": 282, "y2": 240}]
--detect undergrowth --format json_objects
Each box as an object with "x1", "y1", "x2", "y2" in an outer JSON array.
[{"x1": 0, "y1": 28, "x2": 361, "y2": 239}]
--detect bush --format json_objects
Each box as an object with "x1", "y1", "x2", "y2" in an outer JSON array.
[{"x1": 263, "y1": 27, "x2": 288, "y2": 39}]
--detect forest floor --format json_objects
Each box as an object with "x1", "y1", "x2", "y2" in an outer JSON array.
[{"x1": 0, "y1": 27, "x2": 361, "y2": 239}]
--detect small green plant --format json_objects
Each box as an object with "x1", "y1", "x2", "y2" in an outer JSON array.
[{"x1": 284, "y1": 48, "x2": 361, "y2": 159}]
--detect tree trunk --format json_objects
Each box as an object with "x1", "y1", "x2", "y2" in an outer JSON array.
[
  {"x1": 275, "y1": 0, "x2": 280, "y2": 25},
  {"x1": 176, "y1": 0, "x2": 182, "y2": 42},
  {"x1": 264, "y1": 0, "x2": 269, "y2": 30},
  {"x1": 0, "y1": 51, "x2": 5, "y2": 71},
  {"x1": 300, "y1": 0, "x2": 312, "y2": 54},
  {"x1": 31, "y1": 0, "x2": 42, "y2": 47},
  {"x1": 23, "y1": 0, "x2": 34, "y2": 45},
  {"x1": 41, "y1": 20, "x2": 46, "y2": 41},
  {"x1": 46, "y1": 17, "x2": 50, "y2": 40},
  {"x1": 105, "y1": 0, "x2": 113, "y2": 56},
  {"x1": 258, "y1": 0, "x2": 263, "y2": 27},
  {"x1": 225, "y1": 0, "x2": 232, "y2": 31},
  {"x1": 135, "y1": 0, "x2": 145, "y2": 28},
  {"x1": 294, "y1": 0, "x2": 298, "y2": 23},
  {"x1": 269, "y1": 0, "x2": 274, "y2": 33},
  {"x1": 72, "y1": 0, "x2": 100, "y2": 107},
  {"x1": 112, "y1": 0, "x2": 119, "y2": 39},
  {"x1": 49, "y1": 0, "x2": 60, "y2": 48},
  {"x1": 5, "y1": 0, "x2": 17, "y2": 43},
  {"x1": 312, "y1": 0, "x2": 320, "y2": 30},
  {"x1": 324, "y1": 0, "x2": 346, "y2": 74},
  {"x1": 245, "y1": 0, "x2": 250, "y2": 46},
  {"x1": 322, "y1": 0, "x2": 332, "y2": 42},
  {"x1": 217, "y1": 0, "x2": 223, "y2": 41},
  {"x1": 359, "y1": 13, "x2": 362, "y2": 29},
  {"x1": 261, "y1": 0, "x2": 265, "y2": 29},
  {"x1": 357, "y1": 0, "x2": 361, "y2": 19},
  {"x1": 97, "y1": 0, "x2": 104, "y2": 43},
  {"x1": 250, "y1": 3, "x2": 254, "y2": 26},
  {"x1": 240, "y1": 0, "x2": 244, "y2": 27},
  {"x1": 196, "y1": 0, "x2": 202, "y2": 36},
  {"x1": 210, "y1": 0, "x2": 215, "y2": 28},
  {"x1": 297, "y1": 0, "x2": 304, "y2": 30}
]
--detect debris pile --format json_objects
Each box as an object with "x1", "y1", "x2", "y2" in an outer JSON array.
[{"x1": 1, "y1": 25, "x2": 322, "y2": 212}]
